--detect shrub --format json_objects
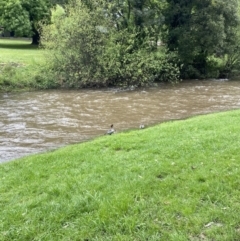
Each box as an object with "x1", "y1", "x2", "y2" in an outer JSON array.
[{"x1": 40, "y1": 1, "x2": 180, "y2": 88}]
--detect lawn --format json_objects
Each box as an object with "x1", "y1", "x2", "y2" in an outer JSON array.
[
  {"x1": 1, "y1": 110, "x2": 240, "y2": 240},
  {"x1": 0, "y1": 38, "x2": 44, "y2": 64},
  {"x1": 0, "y1": 38, "x2": 46, "y2": 91}
]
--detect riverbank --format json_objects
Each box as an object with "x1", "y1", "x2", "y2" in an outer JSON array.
[
  {"x1": 1, "y1": 110, "x2": 240, "y2": 240},
  {"x1": 0, "y1": 38, "x2": 46, "y2": 92}
]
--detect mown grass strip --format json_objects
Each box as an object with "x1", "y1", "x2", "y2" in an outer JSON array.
[{"x1": 1, "y1": 110, "x2": 240, "y2": 240}]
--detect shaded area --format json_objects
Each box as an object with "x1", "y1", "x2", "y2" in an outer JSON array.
[{"x1": 0, "y1": 38, "x2": 35, "y2": 49}]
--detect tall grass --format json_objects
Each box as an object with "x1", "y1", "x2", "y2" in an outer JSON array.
[{"x1": 1, "y1": 110, "x2": 240, "y2": 240}]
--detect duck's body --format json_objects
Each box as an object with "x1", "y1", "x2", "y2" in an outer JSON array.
[{"x1": 106, "y1": 124, "x2": 115, "y2": 135}]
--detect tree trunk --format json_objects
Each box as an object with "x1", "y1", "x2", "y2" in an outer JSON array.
[{"x1": 31, "y1": 25, "x2": 40, "y2": 45}]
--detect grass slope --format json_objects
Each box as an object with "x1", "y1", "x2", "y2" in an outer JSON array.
[
  {"x1": 0, "y1": 39, "x2": 45, "y2": 91},
  {"x1": 1, "y1": 110, "x2": 240, "y2": 240}
]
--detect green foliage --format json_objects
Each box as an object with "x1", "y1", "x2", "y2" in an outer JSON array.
[
  {"x1": 40, "y1": 0, "x2": 180, "y2": 88},
  {"x1": 99, "y1": 28, "x2": 180, "y2": 86},
  {"x1": 163, "y1": 0, "x2": 240, "y2": 79},
  {"x1": 106, "y1": 0, "x2": 164, "y2": 43},
  {"x1": 50, "y1": 0, "x2": 68, "y2": 5},
  {"x1": 218, "y1": 8, "x2": 240, "y2": 79},
  {"x1": 0, "y1": 0, "x2": 51, "y2": 44},
  {"x1": 51, "y1": 4, "x2": 65, "y2": 22},
  {"x1": 154, "y1": 50, "x2": 181, "y2": 82},
  {"x1": 41, "y1": 1, "x2": 110, "y2": 87}
]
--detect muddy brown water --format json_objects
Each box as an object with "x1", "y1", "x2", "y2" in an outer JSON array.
[{"x1": 1, "y1": 80, "x2": 240, "y2": 163}]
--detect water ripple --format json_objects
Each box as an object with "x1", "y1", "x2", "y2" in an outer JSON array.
[{"x1": 1, "y1": 80, "x2": 240, "y2": 163}]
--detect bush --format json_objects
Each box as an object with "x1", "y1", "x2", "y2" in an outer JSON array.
[{"x1": 40, "y1": 1, "x2": 180, "y2": 88}]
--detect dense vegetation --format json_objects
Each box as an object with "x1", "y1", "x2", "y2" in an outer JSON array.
[
  {"x1": 0, "y1": 0, "x2": 51, "y2": 45},
  {"x1": 39, "y1": 0, "x2": 181, "y2": 88},
  {"x1": 1, "y1": 110, "x2": 240, "y2": 240},
  {"x1": 1, "y1": 0, "x2": 240, "y2": 89},
  {"x1": 164, "y1": 0, "x2": 240, "y2": 79}
]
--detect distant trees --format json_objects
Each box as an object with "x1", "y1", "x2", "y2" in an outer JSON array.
[
  {"x1": 40, "y1": 0, "x2": 180, "y2": 88},
  {"x1": 106, "y1": 0, "x2": 164, "y2": 46},
  {"x1": 0, "y1": 0, "x2": 52, "y2": 44},
  {"x1": 50, "y1": 0, "x2": 68, "y2": 5},
  {"x1": 38, "y1": 0, "x2": 240, "y2": 88},
  {"x1": 163, "y1": 0, "x2": 240, "y2": 78}
]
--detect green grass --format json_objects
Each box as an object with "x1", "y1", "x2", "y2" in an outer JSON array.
[
  {"x1": 1, "y1": 110, "x2": 240, "y2": 240},
  {"x1": 0, "y1": 38, "x2": 46, "y2": 91},
  {"x1": 0, "y1": 39, "x2": 43, "y2": 64}
]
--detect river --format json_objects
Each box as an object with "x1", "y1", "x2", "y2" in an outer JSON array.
[{"x1": 1, "y1": 79, "x2": 240, "y2": 163}]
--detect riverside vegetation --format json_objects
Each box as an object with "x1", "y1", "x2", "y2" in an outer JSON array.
[
  {"x1": 0, "y1": 39, "x2": 46, "y2": 91},
  {"x1": 1, "y1": 110, "x2": 240, "y2": 240},
  {"x1": 1, "y1": 0, "x2": 240, "y2": 91},
  {"x1": 0, "y1": 37, "x2": 178, "y2": 91}
]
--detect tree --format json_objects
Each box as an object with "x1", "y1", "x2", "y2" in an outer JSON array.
[
  {"x1": 105, "y1": 0, "x2": 164, "y2": 48},
  {"x1": 0, "y1": 0, "x2": 51, "y2": 45},
  {"x1": 40, "y1": 0, "x2": 180, "y2": 88},
  {"x1": 163, "y1": 0, "x2": 239, "y2": 78},
  {"x1": 50, "y1": 0, "x2": 68, "y2": 5}
]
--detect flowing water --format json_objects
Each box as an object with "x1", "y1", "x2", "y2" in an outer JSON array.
[{"x1": 1, "y1": 79, "x2": 240, "y2": 163}]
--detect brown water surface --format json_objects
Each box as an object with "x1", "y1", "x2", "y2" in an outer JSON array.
[{"x1": 1, "y1": 80, "x2": 240, "y2": 163}]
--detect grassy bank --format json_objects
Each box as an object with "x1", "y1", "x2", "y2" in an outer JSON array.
[
  {"x1": 1, "y1": 110, "x2": 240, "y2": 240},
  {"x1": 0, "y1": 38, "x2": 45, "y2": 91}
]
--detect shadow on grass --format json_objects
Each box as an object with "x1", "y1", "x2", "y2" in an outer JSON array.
[
  {"x1": 0, "y1": 38, "x2": 38, "y2": 50},
  {"x1": 0, "y1": 43, "x2": 38, "y2": 50}
]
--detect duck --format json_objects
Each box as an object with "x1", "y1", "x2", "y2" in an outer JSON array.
[
  {"x1": 105, "y1": 124, "x2": 115, "y2": 135},
  {"x1": 139, "y1": 124, "x2": 145, "y2": 129}
]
